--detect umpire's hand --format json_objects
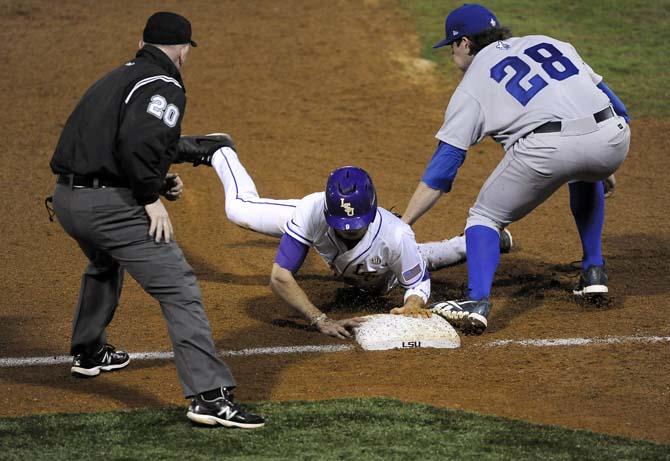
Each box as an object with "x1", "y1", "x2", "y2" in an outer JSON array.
[
  {"x1": 145, "y1": 198, "x2": 174, "y2": 243},
  {"x1": 160, "y1": 172, "x2": 184, "y2": 201}
]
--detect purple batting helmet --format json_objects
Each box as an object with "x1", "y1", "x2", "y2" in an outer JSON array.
[{"x1": 324, "y1": 166, "x2": 377, "y2": 231}]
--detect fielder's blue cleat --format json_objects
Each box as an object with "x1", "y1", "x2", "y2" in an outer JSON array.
[{"x1": 573, "y1": 264, "x2": 608, "y2": 298}]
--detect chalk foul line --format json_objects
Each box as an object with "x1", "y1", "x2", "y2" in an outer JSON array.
[
  {"x1": 0, "y1": 335, "x2": 667, "y2": 368},
  {"x1": 486, "y1": 335, "x2": 670, "y2": 348},
  {"x1": 0, "y1": 344, "x2": 354, "y2": 368}
]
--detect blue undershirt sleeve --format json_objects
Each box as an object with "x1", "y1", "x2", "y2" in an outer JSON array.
[
  {"x1": 275, "y1": 233, "x2": 310, "y2": 273},
  {"x1": 597, "y1": 81, "x2": 630, "y2": 123},
  {"x1": 421, "y1": 141, "x2": 467, "y2": 192}
]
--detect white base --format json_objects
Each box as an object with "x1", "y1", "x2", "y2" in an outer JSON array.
[{"x1": 354, "y1": 314, "x2": 460, "y2": 351}]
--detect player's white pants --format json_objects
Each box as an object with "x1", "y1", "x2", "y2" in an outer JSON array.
[
  {"x1": 211, "y1": 146, "x2": 467, "y2": 269},
  {"x1": 211, "y1": 147, "x2": 299, "y2": 237},
  {"x1": 418, "y1": 236, "x2": 466, "y2": 271}
]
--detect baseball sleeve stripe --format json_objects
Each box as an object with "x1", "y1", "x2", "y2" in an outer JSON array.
[
  {"x1": 124, "y1": 75, "x2": 183, "y2": 104},
  {"x1": 286, "y1": 221, "x2": 312, "y2": 245}
]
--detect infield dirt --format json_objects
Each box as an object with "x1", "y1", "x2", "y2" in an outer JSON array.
[{"x1": 1, "y1": 0, "x2": 668, "y2": 443}]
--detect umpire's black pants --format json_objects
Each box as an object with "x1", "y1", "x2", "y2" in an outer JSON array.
[{"x1": 52, "y1": 183, "x2": 235, "y2": 397}]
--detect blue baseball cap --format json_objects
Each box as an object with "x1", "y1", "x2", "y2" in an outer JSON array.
[{"x1": 433, "y1": 4, "x2": 499, "y2": 49}]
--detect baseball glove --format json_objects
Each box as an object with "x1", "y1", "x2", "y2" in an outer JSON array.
[
  {"x1": 603, "y1": 174, "x2": 616, "y2": 198},
  {"x1": 175, "y1": 133, "x2": 236, "y2": 166}
]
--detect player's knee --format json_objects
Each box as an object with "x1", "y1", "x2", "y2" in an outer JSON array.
[
  {"x1": 466, "y1": 209, "x2": 504, "y2": 233},
  {"x1": 224, "y1": 200, "x2": 249, "y2": 227}
]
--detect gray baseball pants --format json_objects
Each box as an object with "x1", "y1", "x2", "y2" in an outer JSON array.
[
  {"x1": 52, "y1": 183, "x2": 235, "y2": 397},
  {"x1": 467, "y1": 114, "x2": 630, "y2": 231}
]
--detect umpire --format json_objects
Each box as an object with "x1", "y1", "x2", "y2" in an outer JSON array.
[{"x1": 49, "y1": 12, "x2": 264, "y2": 429}]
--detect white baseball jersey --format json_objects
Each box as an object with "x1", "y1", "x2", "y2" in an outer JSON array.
[
  {"x1": 284, "y1": 192, "x2": 430, "y2": 303},
  {"x1": 436, "y1": 35, "x2": 610, "y2": 151}
]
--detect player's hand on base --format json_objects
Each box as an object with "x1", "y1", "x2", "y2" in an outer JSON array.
[
  {"x1": 390, "y1": 305, "x2": 432, "y2": 318},
  {"x1": 145, "y1": 198, "x2": 174, "y2": 243},
  {"x1": 315, "y1": 316, "x2": 367, "y2": 339},
  {"x1": 390, "y1": 295, "x2": 431, "y2": 318}
]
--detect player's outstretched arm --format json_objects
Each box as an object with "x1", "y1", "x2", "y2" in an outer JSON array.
[
  {"x1": 403, "y1": 142, "x2": 467, "y2": 225},
  {"x1": 270, "y1": 263, "x2": 366, "y2": 339},
  {"x1": 402, "y1": 182, "x2": 443, "y2": 226}
]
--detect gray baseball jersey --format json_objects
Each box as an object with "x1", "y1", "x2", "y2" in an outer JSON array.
[{"x1": 436, "y1": 35, "x2": 610, "y2": 151}]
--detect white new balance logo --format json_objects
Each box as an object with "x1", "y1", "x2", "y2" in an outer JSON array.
[{"x1": 217, "y1": 405, "x2": 238, "y2": 420}]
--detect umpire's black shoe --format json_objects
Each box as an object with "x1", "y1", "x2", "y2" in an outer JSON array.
[
  {"x1": 573, "y1": 264, "x2": 608, "y2": 297},
  {"x1": 71, "y1": 344, "x2": 130, "y2": 378},
  {"x1": 176, "y1": 133, "x2": 236, "y2": 166},
  {"x1": 429, "y1": 298, "x2": 491, "y2": 335},
  {"x1": 187, "y1": 387, "x2": 265, "y2": 429}
]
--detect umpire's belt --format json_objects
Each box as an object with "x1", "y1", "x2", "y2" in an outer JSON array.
[
  {"x1": 532, "y1": 107, "x2": 615, "y2": 134},
  {"x1": 57, "y1": 174, "x2": 126, "y2": 189}
]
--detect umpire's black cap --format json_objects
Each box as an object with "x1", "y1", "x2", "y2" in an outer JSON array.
[{"x1": 143, "y1": 12, "x2": 197, "y2": 47}]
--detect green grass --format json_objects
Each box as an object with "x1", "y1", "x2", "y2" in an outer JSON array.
[
  {"x1": 398, "y1": 0, "x2": 670, "y2": 118},
  {"x1": 0, "y1": 398, "x2": 667, "y2": 460}
]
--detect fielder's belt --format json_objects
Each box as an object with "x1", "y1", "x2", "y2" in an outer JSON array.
[{"x1": 532, "y1": 106, "x2": 615, "y2": 134}]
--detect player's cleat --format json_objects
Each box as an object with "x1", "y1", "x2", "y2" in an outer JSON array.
[
  {"x1": 187, "y1": 387, "x2": 265, "y2": 429},
  {"x1": 71, "y1": 344, "x2": 130, "y2": 377},
  {"x1": 176, "y1": 133, "x2": 236, "y2": 166},
  {"x1": 573, "y1": 264, "x2": 608, "y2": 297},
  {"x1": 429, "y1": 298, "x2": 491, "y2": 335},
  {"x1": 500, "y1": 228, "x2": 513, "y2": 254}
]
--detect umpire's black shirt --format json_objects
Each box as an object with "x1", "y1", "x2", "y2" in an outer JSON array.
[{"x1": 50, "y1": 45, "x2": 186, "y2": 205}]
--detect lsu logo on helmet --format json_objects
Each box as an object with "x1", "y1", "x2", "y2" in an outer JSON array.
[{"x1": 340, "y1": 198, "x2": 355, "y2": 216}]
